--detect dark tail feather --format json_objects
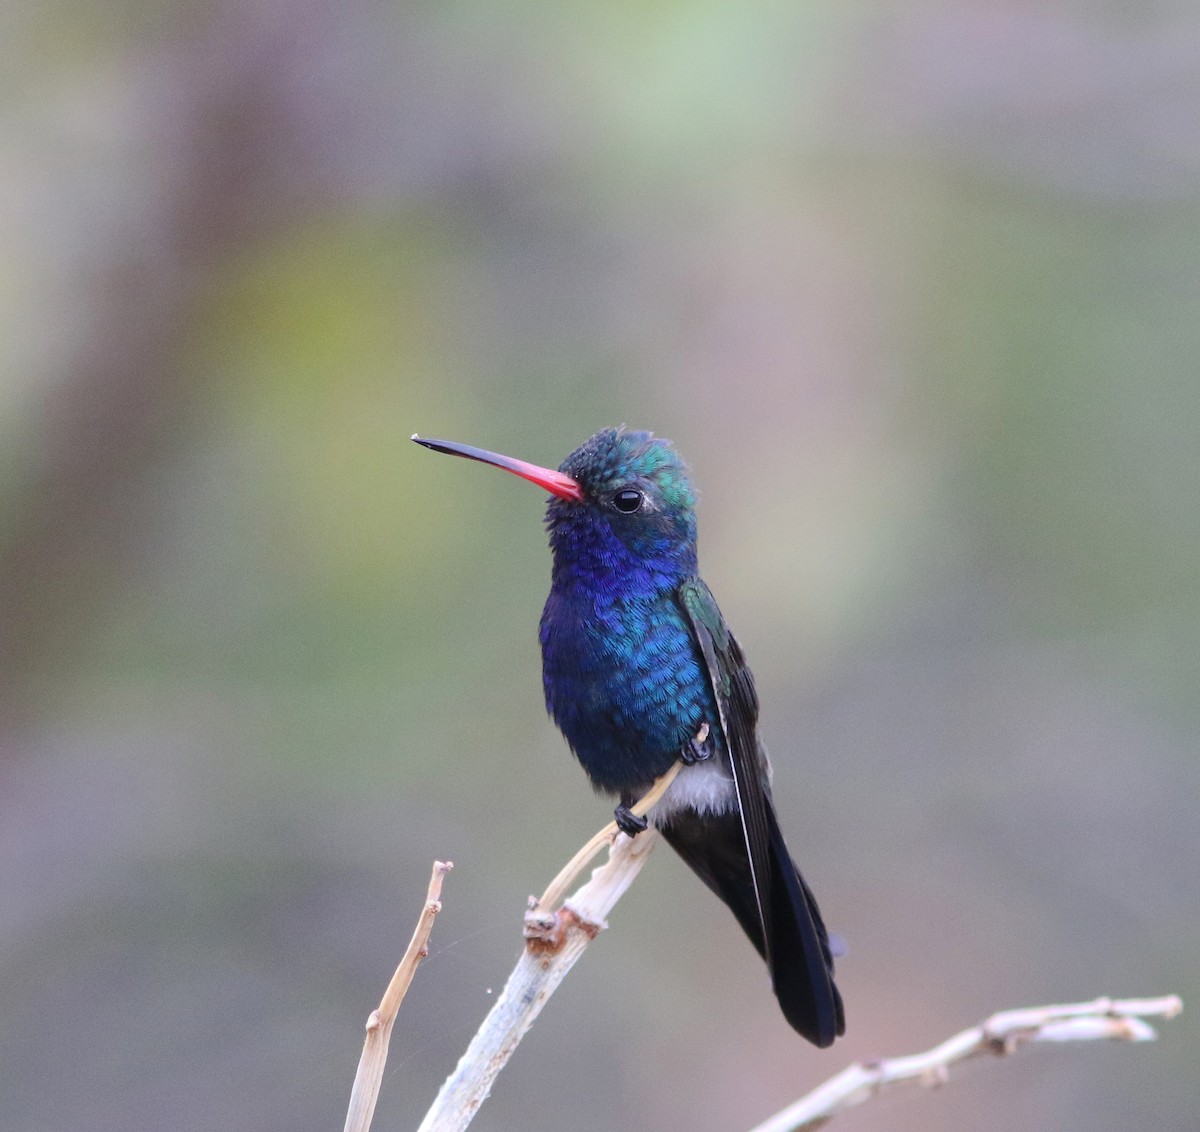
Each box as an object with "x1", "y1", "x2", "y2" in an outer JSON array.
[
  {"x1": 661, "y1": 808, "x2": 845, "y2": 1047},
  {"x1": 762, "y1": 806, "x2": 845, "y2": 1045}
]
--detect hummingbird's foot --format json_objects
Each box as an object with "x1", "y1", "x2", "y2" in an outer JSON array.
[
  {"x1": 680, "y1": 720, "x2": 715, "y2": 765},
  {"x1": 613, "y1": 803, "x2": 649, "y2": 837}
]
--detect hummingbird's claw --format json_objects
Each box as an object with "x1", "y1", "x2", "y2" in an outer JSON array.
[
  {"x1": 614, "y1": 803, "x2": 649, "y2": 837},
  {"x1": 681, "y1": 720, "x2": 715, "y2": 765}
]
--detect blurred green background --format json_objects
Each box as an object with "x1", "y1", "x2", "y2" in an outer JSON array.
[{"x1": 1, "y1": 2, "x2": 1196, "y2": 1130}]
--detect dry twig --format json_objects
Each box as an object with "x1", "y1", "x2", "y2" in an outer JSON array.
[
  {"x1": 745, "y1": 994, "x2": 1185, "y2": 1132},
  {"x1": 415, "y1": 763, "x2": 682, "y2": 1132},
  {"x1": 344, "y1": 860, "x2": 453, "y2": 1132}
]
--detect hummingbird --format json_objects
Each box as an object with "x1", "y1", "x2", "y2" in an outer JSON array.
[{"x1": 412, "y1": 426, "x2": 844, "y2": 1046}]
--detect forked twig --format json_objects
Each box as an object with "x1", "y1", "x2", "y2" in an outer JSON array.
[
  {"x1": 535, "y1": 759, "x2": 681, "y2": 913},
  {"x1": 416, "y1": 764, "x2": 682, "y2": 1132}
]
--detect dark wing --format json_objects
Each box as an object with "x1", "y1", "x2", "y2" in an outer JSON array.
[
  {"x1": 677, "y1": 577, "x2": 844, "y2": 1046},
  {"x1": 678, "y1": 578, "x2": 773, "y2": 951}
]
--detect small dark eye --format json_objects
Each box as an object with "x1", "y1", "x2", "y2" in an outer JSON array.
[{"x1": 613, "y1": 489, "x2": 643, "y2": 514}]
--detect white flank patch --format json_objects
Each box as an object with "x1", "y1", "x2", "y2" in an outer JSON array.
[{"x1": 648, "y1": 758, "x2": 736, "y2": 823}]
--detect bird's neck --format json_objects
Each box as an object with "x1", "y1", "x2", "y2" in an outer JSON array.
[{"x1": 547, "y1": 511, "x2": 696, "y2": 599}]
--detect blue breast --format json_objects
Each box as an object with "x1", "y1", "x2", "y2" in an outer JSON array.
[{"x1": 540, "y1": 580, "x2": 713, "y2": 794}]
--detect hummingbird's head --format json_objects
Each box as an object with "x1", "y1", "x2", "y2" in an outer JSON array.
[
  {"x1": 549, "y1": 426, "x2": 698, "y2": 581},
  {"x1": 555, "y1": 425, "x2": 696, "y2": 538},
  {"x1": 412, "y1": 426, "x2": 698, "y2": 579}
]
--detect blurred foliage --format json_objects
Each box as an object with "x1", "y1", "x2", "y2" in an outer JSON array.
[{"x1": 0, "y1": 2, "x2": 1197, "y2": 1131}]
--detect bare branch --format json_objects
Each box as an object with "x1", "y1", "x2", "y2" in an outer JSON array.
[
  {"x1": 416, "y1": 763, "x2": 681, "y2": 1132},
  {"x1": 344, "y1": 860, "x2": 453, "y2": 1132},
  {"x1": 746, "y1": 994, "x2": 1184, "y2": 1132}
]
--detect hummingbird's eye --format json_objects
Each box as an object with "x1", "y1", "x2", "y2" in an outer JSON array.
[{"x1": 612, "y1": 489, "x2": 644, "y2": 514}]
